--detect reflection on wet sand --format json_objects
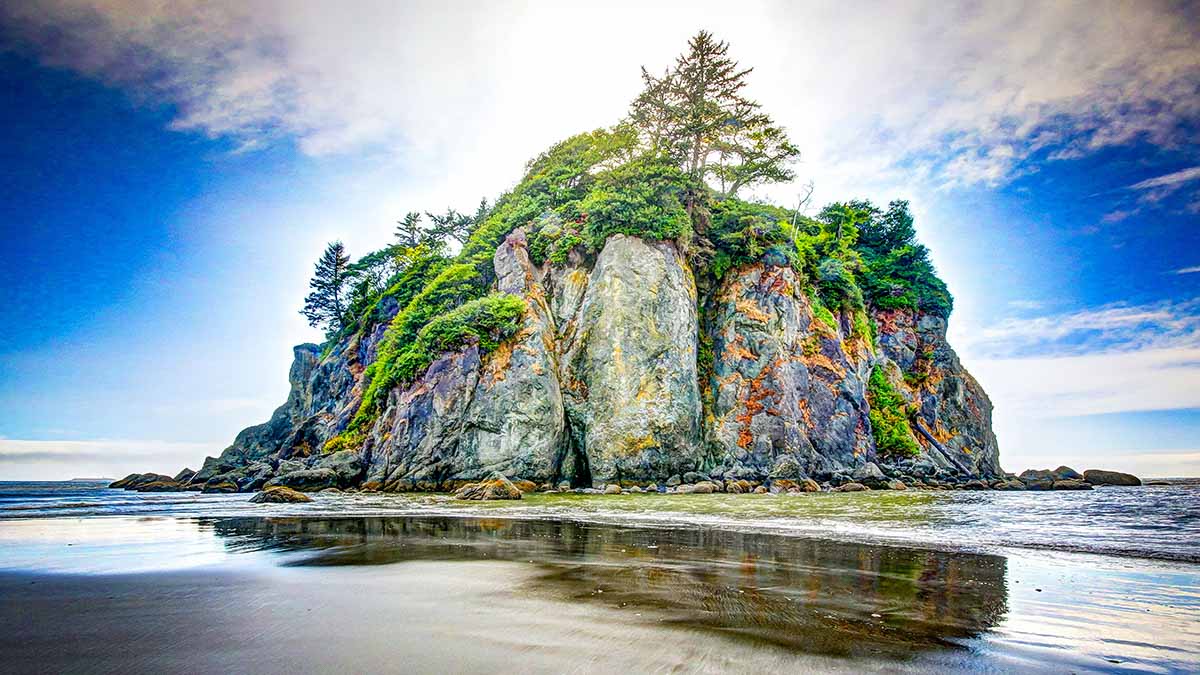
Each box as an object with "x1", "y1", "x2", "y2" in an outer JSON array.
[{"x1": 203, "y1": 516, "x2": 1008, "y2": 661}]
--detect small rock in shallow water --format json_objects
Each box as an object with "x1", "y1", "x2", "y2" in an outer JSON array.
[
  {"x1": 753, "y1": 486, "x2": 769, "y2": 494},
  {"x1": 604, "y1": 484, "x2": 622, "y2": 494},
  {"x1": 833, "y1": 482, "x2": 868, "y2": 493},
  {"x1": 885, "y1": 480, "x2": 907, "y2": 491},
  {"x1": 249, "y1": 486, "x2": 312, "y2": 503},
  {"x1": 1082, "y1": 469, "x2": 1141, "y2": 486},
  {"x1": 454, "y1": 472, "x2": 523, "y2": 500},
  {"x1": 691, "y1": 481, "x2": 716, "y2": 494}
]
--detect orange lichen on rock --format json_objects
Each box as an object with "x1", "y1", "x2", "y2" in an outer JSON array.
[
  {"x1": 734, "y1": 358, "x2": 783, "y2": 448},
  {"x1": 735, "y1": 297, "x2": 772, "y2": 324}
]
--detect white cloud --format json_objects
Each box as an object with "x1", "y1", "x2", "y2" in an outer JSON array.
[
  {"x1": 965, "y1": 299, "x2": 1200, "y2": 359},
  {"x1": 2, "y1": 0, "x2": 1197, "y2": 207},
  {"x1": 1174, "y1": 266, "x2": 1200, "y2": 275},
  {"x1": 970, "y1": 345, "x2": 1200, "y2": 419},
  {"x1": 1130, "y1": 167, "x2": 1200, "y2": 191}
]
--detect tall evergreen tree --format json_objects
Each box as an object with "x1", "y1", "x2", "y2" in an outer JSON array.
[
  {"x1": 425, "y1": 207, "x2": 474, "y2": 246},
  {"x1": 394, "y1": 212, "x2": 425, "y2": 248},
  {"x1": 301, "y1": 241, "x2": 351, "y2": 333},
  {"x1": 629, "y1": 31, "x2": 798, "y2": 199}
]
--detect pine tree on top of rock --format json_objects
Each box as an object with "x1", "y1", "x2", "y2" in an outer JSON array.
[
  {"x1": 629, "y1": 30, "x2": 799, "y2": 202},
  {"x1": 301, "y1": 240, "x2": 351, "y2": 334}
]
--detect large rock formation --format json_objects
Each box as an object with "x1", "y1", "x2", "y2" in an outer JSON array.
[
  {"x1": 708, "y1": 254, "x2": 873, "y2": 480},
  {"x1": 177, "y1": 237, "x2": 1002, "y2": 492},
  {"x1": 561, "y1": 235, "x2": 703, "y2": 483},
  {"x1": 874, "y1": 309, "x2": 1001, "y2": 477}
]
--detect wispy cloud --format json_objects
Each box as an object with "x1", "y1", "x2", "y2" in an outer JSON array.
[
  {"x1": 964, "y1": 299, "x2": 1200, "y2": 419},
  {"x1": 967, "y1": 299, "x2": 1200, "y2": 359},
  {"x1": 1174, "y1": 266, "x2": 1200, "y2": 275},
  {"x1": 2, "y1": 0, "x2": 1197, "y2": 204},
  {"x1": 1130, "y1": 167, "x2": 1200, "y2": 192}
]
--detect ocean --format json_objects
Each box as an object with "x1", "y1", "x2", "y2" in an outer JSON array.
[{"x1": 1, "y1": 480, "x2": 1197, "y2": 673}]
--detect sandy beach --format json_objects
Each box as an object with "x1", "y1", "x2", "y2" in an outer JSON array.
[{"x1": 1, "y1": 513, "x2": 1197, "y2": 673}]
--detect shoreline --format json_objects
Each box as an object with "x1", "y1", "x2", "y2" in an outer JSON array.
[
  {"x1": 4, "y1": 480, "x2": 1199, "y2": 565},
  {"x1": 2, "y1": 512, "x2": 1197, "y2": 673}
]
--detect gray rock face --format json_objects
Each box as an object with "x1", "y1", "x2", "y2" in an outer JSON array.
[
  {"x1": 874, "y1": 309, "x2": 1002, "y2": 478},
  {"x1": 265, "y1": 468, "x2": 341, "y2": 491},
  {"x1": 852, "y1": 462, "x2": 887, "y2": 487},
  {"x1": 187, "y1": 235, "x2": 1003, "y2": 492},
  {"x1": 561, "y1": 235, "x2": 703, "y2": 483},
  {"x1": 709, "y1": 259, "x2": 873, "y2": 480},
  {"x1": 457, "y1": 230, "x2": 566, "y2": 483},
  {"x1": 364, "y1": 347, "x2": 483, "y2": 490}
]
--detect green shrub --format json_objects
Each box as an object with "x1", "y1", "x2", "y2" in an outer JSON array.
[
  {"x1": 852, "y1": 200, "x2": 953, "y2": 318},
  {"x1": 579, "y1": 156, "x2": 691, "y2": 250},
  {"x1": 867, "y1": 366, "x2": 920, "y2": 458},
  {"x1": 356, "y1": 264, "x2": 489, "y2": 422},
  {"x1": 389, "y1": 293, "x2": 527, "y2": 384}
]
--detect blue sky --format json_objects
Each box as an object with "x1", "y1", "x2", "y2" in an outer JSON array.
[{"x1": 1, "y1": 1, "x2": 1198, "y2": 479}]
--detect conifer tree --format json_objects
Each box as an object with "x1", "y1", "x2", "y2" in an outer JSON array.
[
  {"x1": 394, "y1": 212, "x2": 425, "y2": 248},
  {"x1": 630, "y1": 31, "x2": 798, "y2": 199},
  {"x1": 301, "y1": 241, "x2": 351, "y2": 333}
]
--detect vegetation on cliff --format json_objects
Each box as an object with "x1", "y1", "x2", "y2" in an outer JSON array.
[{"x1": 301, "y1": 31, "x2": 955, "y2": 448}]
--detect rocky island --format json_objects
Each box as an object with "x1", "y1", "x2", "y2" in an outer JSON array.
[{"x1": 112, "y1": 33, "x2": 1130, "y2": 499}]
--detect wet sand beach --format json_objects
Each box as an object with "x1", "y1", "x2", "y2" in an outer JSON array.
[{"x1": 1, "y1": 514, "x2": 1197, "y2": 673}]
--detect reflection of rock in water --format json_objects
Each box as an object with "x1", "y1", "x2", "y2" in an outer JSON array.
[{"x1": 201, "y1": 516, "x2": 1007, "y2": 659}]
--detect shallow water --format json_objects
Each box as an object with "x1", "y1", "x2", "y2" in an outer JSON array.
[
  {"x1": 5, "y1": 479, "x2": 1198, "y2": 562},
  {"x1": 1, "y1": 514, "x2": 1197, "y2": 673}
]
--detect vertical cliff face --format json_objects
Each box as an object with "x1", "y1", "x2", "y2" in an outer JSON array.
[
  {"x1": 874, "y1": 309, "x2": 1001, "y2": 477},
  {"x1": 560, "y1": 235, "x2": 703, "y2": 483},
  {"x1": 707, "y1": 256, "x2": 874, "y2": 480},
  {"x1": 190, "y1": 236, "x2": 1000, "y2": 491}
]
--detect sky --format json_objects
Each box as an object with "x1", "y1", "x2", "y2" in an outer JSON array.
[{"x1": 0, "y1": 0, "x2": 1198, "y2": 479}]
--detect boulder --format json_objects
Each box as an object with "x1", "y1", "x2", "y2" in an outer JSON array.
[
  {"x1": 604, "y1": 484, "x2": 623, "y2": 495},
  {"x1": 799, "y1": 478, "x2": 821, "y2": 492},
  {"x1": 277, "y1": 459, "x2": 306, "y2": 475},
  {"x1": 753, "y1": 486, "x2": 769, "y2": 494},
  {"x1": 994, "y1": 479, "x2": 1027, "y2": 491},
  {"x1": 134, "y1": 480, "x2": 184, "y2": 492},
  {"x1": 833, "y1": 482, "x2": 868, "y2": 493},
  {"x1": 317, "y1": 450, "x2": 363, "y2": 485},
  {"x1": 202, "y1": 480, "x2": 239, "y2": 494},
  {"x1": 453, "y1": 472, "x2": 523, "y2": 500},
  {"x1": 962, "y1": 479, "x2": 989, "y2": 490},
  {"x1": 512, "y1": 479, "x2": 539, "y2": 494},
  {"x1": 726, "y1": 481, "x2": 744, "y2": 494},
  {"x1": 110, "y1": 473, "x2": 174, "y2": 490},
  {"x1": 769, "y1": 479, "x2": 798, "y2": 494},
  {"x1": 265, "y1": 468, "x2": 340, "y2": 492},
  {"x1": 885, "y1": 479, "x2": 908, "y2": 491},
  {"x1": 1052, "y1": 466, "x2": 1083, "y2": 481},
  {"x1": 691, "y1": 481, "x2": 716, "y2": 494},
  {"x1": 1083, "y1": 469, "x2": 1141, "y2": 486},
  {"x1": 1018, "y1": 470, "x2": 1055, "y2": 491},
  {"x1": 852, "y1": 462, "x2": 887, "y2": 488},
  {"x1": 249, "y1": 486, "x2": 313, "y2": 503},
  {"x1": 172, "y1": 468, "x2": 196, "y2": 484},
  {"x1": 1052, "y1": 479, "x2": 1093, "y2": 491}
]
